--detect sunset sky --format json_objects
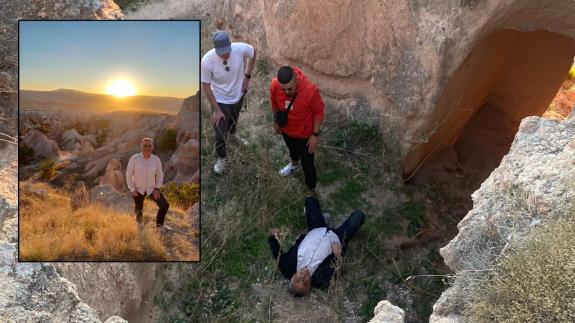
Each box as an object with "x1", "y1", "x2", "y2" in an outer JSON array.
[{"x1": 20, "y1": 20, "x2": 199, "y2": 98}]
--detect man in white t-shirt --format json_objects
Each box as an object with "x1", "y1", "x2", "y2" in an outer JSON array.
[
  {"x1": 126, "y1": 138, "x2": 170, "y2": 230},
  {"x1": 201, "y1": 30, "x2": 257, "y2": 174}
]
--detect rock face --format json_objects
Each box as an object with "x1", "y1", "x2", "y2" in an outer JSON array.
[
  {"x1": 61, "y1": 128, "x2": 95, "y2": 155},
  {"x1": 166, "y1": 138, "x2": 200, "y2": 184},
  {"x1": 175, "y1": 94, "x2": 200, "y2": 143},
  {"x1": 0, "y1": 2, "x2": 141, "y2": 323},
  {"x1": 164, "y1": 94, "x2": 200, "y2": 183},
  {"x1": 431, "y1": 114, "x2": 575, "y2": 320},
  {"x1": 22, "y1": 130, "x2": 62, "y2": 159},
  {"x1": 54, "y1": 263, "x2": 158, "y2": 321},
  {"x1": 145, "y1": 0, "x2": 575, "y2": 179},
  {"x1": 368, "y1": 300, "x2": 405, "y2": 323},
  {"x1": 83, "y1": 112, "x2": 171, "y2": 178},
  {"x1": 98, "y1": 159, "x2": 126, "y2": 192}
]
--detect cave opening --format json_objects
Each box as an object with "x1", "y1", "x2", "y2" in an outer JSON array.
[
  {"x1": 405, "y1": 30, "x2": 575, "y2": 203},
  {"x1": 398, "y1": 29, "x2": 575, "y2": 246}
]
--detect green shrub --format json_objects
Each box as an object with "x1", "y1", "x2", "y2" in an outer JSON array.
[
  {"x1": 157, "y1": 128, "x2": 178, "y2": 152},
  {"x1": 162, "y1": 182, "x2": 199, "y2": 209},
  {"x1": 467, "y1": 215, "x2": 575, "y2": 322},
  {"x1": 37, "y1": 159, "x2": 57, "y2": 180},
  {"x1": 19, "y1": 143, "x2": 35, "y2": 165}
]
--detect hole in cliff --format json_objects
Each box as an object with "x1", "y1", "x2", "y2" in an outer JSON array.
[
  {"x1": 397, "y1": 31, "x2": 575, "y2": 254},
  {"x1": 404, "y1": 30, "x2": 575, "y2": 204}
]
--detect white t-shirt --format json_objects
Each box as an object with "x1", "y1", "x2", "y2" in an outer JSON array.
[
  {"x1": 296, "y1": 227, "x2": 341, "y2": 275},
  {"x1": 126, "y1": 153, "x2": 163, "y2": 195},
  {"x1": 201, "y1": 42, "x2": 254, "y2": 104}
]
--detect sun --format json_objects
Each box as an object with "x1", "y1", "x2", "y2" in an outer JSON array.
[{"x1": 105, "y1": 79, "x2": 137, "y2": 97}]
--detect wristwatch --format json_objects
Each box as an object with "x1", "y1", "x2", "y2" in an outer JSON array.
[
  {"x1": 312, "y1": 132, "x2": 321, "y2": 137},
  {"x1": 244, "y1": 74, "x2": 252, "y2": 79}
]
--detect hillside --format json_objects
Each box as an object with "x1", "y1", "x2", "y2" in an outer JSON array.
[{"x1": 20, "y1": 89, "x2": 183, "y2": 115}]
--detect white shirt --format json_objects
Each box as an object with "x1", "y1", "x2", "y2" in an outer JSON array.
[
  {"x1": 297, "y1": 227, "x2": 341, "y2": 275},
  {"x1": 201, "y1": 42, "x2": 254, "y2": 104},
  {"x1": 125, "y1": 153, "x2": 163, "y2": 195}
]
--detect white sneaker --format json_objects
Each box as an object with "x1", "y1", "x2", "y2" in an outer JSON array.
[
  {"x1": 213, "y1": 158, "x2": 226, "y2": 174},
  {"x1": 279, "y1": 161, "x2": 300, "y2": 177},
  {"x1": 230, "y1": 134, "x2": 249, "y2": 146}
]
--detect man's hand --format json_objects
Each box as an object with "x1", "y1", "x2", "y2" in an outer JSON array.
[
  {"x1": 131, "y1": 190, "x2": 139, "y2": 197},
  {"x1": 331, "y1": 242, "x2": 342, "y2": 258},
  {"x1": 212, "y1": 109, "x2": 225, "y2": 128},
  {"x1": 151, "y1": 188, "x2": 160, "y2": 201},
  {"x1": 269, "y1": 228, "x2": 280, "y2": 239},
  {"x1": 273, "y1": 122, "x2": 281, "y2": 134},
  {"x1": 242, "y1": 77, "x2": 250, "y2": 92},
  {"x1": 307, "y1": 135, "x2": 320, "y2": 154}
]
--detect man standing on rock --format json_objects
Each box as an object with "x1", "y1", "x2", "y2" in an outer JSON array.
[
  {"x1": 201, "y1": 30, "x2": 257, "y2": 175},
  {"x1": 269, "y1": 197, "x2": 365, "y2": 296},
  {"x1": 270, "y1": 66, "x2": 325, "y2": 196},
  {"x1": 126, "y1": 138, "x2": 170, "y2": 230}
]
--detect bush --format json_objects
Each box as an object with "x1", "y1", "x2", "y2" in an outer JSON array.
[
  {"x1": 162, "y1": 182, "x2": 199, "y2": 210},
  {"x1": 467, "y1": 215, "x2": 575, "y2": 322},
  {"x1": 19, "y1": 143, "x2": 35, "y2": 165},
  {"x1": 157, "y1": 128, "x2": 178, "y2": 152},
  {"x1": 37, "y1": 159, "x2": 57, "y2": 180}
]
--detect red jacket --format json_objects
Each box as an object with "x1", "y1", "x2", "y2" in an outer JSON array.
[{"x1": 270, "y1": 67, "x2": 325, "y2": 139}]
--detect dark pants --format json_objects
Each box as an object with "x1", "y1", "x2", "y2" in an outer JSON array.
[
  {"x1": 133, "y1": 191, "x2": 170, "y2": 227},
  {"x1": 282, "y1": 133, "x2": 317, "y2": 190},
  {"x1": 304, "y1": 197, "x2": 365, "y2": 250},
  {"x1": 214, "y1": 101, "x2": 242, "y2": 158}
]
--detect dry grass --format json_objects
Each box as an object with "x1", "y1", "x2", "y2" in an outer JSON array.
[
  {"x1": 19, "y1": 183, "x2": 167, "y2": 261},
  {"x1": 467, "y1": 214, "x2": 575, "y2": 322}
]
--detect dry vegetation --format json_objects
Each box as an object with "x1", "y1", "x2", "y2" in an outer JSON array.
[
  {"x1": 466, "y1": 214, "x2": 575, "y2": 322},
  {"x1": 19, "y1": 182, "x2": 167, "y2": 261}
]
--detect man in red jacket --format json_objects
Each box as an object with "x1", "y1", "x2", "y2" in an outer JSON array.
[{"x1": 270, "y1": 66, "x2": 325, "y2": 195}]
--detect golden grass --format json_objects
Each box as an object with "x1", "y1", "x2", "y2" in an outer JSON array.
[{"x1": 20, "y1": 183, "x2": 167, "y2": 261}]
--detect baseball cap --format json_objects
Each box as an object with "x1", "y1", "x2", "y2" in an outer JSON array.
[{"x1": 212, "y1": 31, "x2": 231, "y2": 56}]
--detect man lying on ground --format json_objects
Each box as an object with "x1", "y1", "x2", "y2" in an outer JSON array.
[{"x1": 268, "y1": 197, "x2": 365, "y2": 296}]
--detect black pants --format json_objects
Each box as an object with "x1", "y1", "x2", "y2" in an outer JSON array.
[
  {"x1": 304, "y1": 197, "x2": 365, "y2": 250},
  {"x1": 282, "y1": 133, "x2": 317, "y2": 190},
  {"x1": 133, "y1": 191, "x2": 170, "y2": 226},
  {"x1": 214, "y1": 101, "x2": 242, "y2": 158}
]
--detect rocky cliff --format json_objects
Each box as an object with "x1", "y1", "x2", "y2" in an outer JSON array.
[
  {"x1": 430, "y1": 112, "x2": 575, "y2": 322},
  {"x1": 0, "y1": 1, "x2": 153, "y2": 322},
  {"x1": 149, "y1": 0, "x2": 575, "y2": 180}
]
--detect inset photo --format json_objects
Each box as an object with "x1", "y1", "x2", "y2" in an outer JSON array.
[{"x1": 18, "y1": 20, "x2": 200, "y2": 262}]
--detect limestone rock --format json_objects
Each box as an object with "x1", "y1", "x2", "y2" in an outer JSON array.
[
  {"x1": 175, "y1": 94, "x2": 199, "y2": 145},
  {"x1": 433, "y1": 114, "x2": 575, "y2": 320},
  {"x1": 368, "y1": 300, "x2": 405, "y2": 323},
  {"x1": 54, "y1": 263, "x2": 158, "y2": 321},
  {"x1": 98, "y1": 159, "x2": 126, "y2": 192},
  {"x1": 70, "y1": 181, "x2": 90, "y2": 211},
  {"x1": 22, "y1": 130, "x2": 62, "y2": 159},
  {"x1": 138, "y1": 0, "x2": 575, "y2": 179},
  {"x1": 165, "y1": 138, "x2": 199, "y2": 184},
  {"x1": 0, "y1": 241, "x2": 104, "y2": 322},
  {"x1": 89, "y1": 184, "x2": 133, "y2": 213}
]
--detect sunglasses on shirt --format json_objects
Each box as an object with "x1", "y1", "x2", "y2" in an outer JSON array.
[{"x1": 223, "y1": 60, "x2": 230, "y2": 72}]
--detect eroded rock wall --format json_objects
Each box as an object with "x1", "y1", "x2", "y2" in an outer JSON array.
[
  {"x1": 0, "y1": 1, "x2": 158, "y2": 322},
  {"x1": 431, "y1": 113, "x2": 575, "y2": 321},
  {"x1": 153, "y1": 0, "x2": 575, "y2": 177}
]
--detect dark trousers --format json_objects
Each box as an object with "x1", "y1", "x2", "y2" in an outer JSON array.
[
  {"x1": 133, "y1": 191, "x2": 170, "y2": 226},
  {"x1": 282, "y1": 133, "x2": 317, "y2": 190},
  {"x1": 214, "y1": 101, "x2": 242, "y2": 158},
  {"x1": 304, "y1": 197, "x2": 365, "y2": 250}
]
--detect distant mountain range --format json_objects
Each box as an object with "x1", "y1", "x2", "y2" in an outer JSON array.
[{"x1": 20, "y1": 89, "x2": 186, "y2": 115}]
